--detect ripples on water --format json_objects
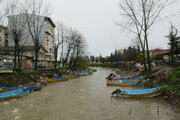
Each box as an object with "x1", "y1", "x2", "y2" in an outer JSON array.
[{"x1": 0, "y1": 67, "x2": 180, "y2": 120}]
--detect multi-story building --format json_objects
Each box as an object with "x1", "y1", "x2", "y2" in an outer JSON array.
[
  {"x1": 0, "y1": 14, "x2": 56, "y2": 69},
  {"x1": 0, "y1": 25, "x2": 8, "y2": 47}
]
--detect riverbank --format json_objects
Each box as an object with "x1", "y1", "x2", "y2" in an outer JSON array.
[
  {"x1": 0, "y1": 68, "x2": 90, "y2": 87},
  {"x1": 138, "y1": 65, "x2": 180, "y2": 108}
]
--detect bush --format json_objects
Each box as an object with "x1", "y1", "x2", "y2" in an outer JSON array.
[
  {"x1": 168, "y1": 66, "x2": 180, "y2": 85},
  {"x1": 177, "y1": 92, "x2": 180, "y2": 99},
  {"x1": 162, "y1": 86, "x2": 173, "y2": 95},
  {"x1": 17, "y1": 71, "x2": 33, "y2": 77}
]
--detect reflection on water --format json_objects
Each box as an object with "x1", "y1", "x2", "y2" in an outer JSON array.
[{"x1": 0, "y1": 67, "x2": 180, "y2": 120}]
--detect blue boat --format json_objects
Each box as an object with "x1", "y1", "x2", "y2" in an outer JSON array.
[
  {"x1": 45, "y1": 77, "x2": 69, "y2": 83},
  {"x1": 111, "y1": 87, "x2": 162, "y2": 97},
  {"x1": 107, "y1": 77, "x2": 144, "y2": 86},
  {"x1": 75, "y1": 73, "x2": 88, "y2": 76},
  {"x1": 0, "y1": 69, "x2": 13, "y2": 73},
  {"x1": 0, "y1": 85, "x2": 44, "y2": 92},
  {"x1": 0, "y1": 88, "x2": 30, "y2": 100}
]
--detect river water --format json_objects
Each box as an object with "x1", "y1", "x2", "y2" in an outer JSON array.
[{"x1": 0, "y1": 67, "x2": 180, "y2": 120}]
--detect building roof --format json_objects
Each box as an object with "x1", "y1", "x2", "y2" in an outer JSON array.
[
  {"x1": 45, "y1": 17, "x2": 56, "y2": 28},
  {"x1": 152, "y1": 49, "x2": 170, "y2": 55},
  {"x1": 8, "y1": 14, "x2": 56, "y2": 28}
]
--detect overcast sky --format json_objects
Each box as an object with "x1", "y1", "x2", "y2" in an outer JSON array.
[{"x1": 46, "y1": 0, "x2": 180, "y2": 57}]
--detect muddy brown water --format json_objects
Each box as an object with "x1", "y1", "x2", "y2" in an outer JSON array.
[{"x1": 0, "y1": 67, "x2": 180, "y2": 120}]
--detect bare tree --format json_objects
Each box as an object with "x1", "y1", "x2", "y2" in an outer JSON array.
[
  {"x1": 22, "y1": 0, "x2": 51, "y2": 70},
  {"x1": 0, "y1": 0, "x2": 10, "y2": 41},
  {"x1": 62, "y1": 28, "x2": 74, "y2": 68},
  {"x1": 8, "y1": 1, "x2": 27, "y2": 72},
  {"x1": 118, "y1": 0, "x2": 173, "y2": 73},
  {"x1": 61, "y1": 28, "x2": 87, "y2": 69},
  {"x1": 68, "y1": 30, "x2": 81, "y2": 69},
  {"x1": 0, "y1": 0, "x2": 8, "y2": 24},
  {"x1": 54, "y1": 23, "x2": 67, "y2": 69},
  {"x1": 73, "y1": 34, "x2": 87, "y2": 69}
]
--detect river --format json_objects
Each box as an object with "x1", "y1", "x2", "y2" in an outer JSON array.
[{"x1": 0, "y1": 67, "x2": 180, "y2": 120}]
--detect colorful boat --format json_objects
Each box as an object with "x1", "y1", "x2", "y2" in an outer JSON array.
[
  {"x1": 0, "y1": 87, "x2": 30, "y2": 101},
  {"x1": 111, "y1": 76, "x2": 143, "y2": 81},
  {"x1": 107, "y1": 77, "x2": 144, "y2": 86},
  {"x1": 75, "y1": 73, "x2": 88, "y2": 76},
  {"x1": 111, "y1": 87, "x2": 163, "y2": 97},
  {"x1": 45, "y1": 77, "x2": 69, "y2": 83},
  {"x1": 0, "y1": 69, "x2": 13, "y2": 73},
  {"x1": 0, "y1": 85, "x2": 44, "y2": 92},
  {"x1": 62, "y1": 75, "x2": 80, "y2": 79}
]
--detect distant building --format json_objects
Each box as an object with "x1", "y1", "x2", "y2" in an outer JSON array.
[
  {"x1": 151, "y1": 49, "x2": 170, "y2": 56},
  {"x1": 115, "y1": 49, "x2": 124, "y2": 55},
  {"x1": 0, "y1": 14, "x2": 56, "y2": 69}
]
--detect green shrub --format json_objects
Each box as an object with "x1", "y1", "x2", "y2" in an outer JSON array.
[
  {"x1": 177, "y1": 92, "x2": 180, "y2": 99},
  {"x1": 168, "y1": 66, "x2": 180, "y2": 85},
  {"x1": 162, "y1": 86, "x2": 173, "y2": 95},
  {"x1": 17, "y1": 71, "x2": 33, "y2": 77}
]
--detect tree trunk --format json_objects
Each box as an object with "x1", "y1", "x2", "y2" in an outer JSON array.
[
  {"x1": 145, "y1": 34, "x2": 151, "y2": 73},
  {"x1": 13, "y1": 45, "x2": 17, "y2": 73},
  {"x1": 34, "y1": 47, "x2": 39, "y2": 70},
  {"x1": 138, "y1": 34, "x2": 147, "y2": 72},
  {"x1": 17, "y1": 47, "x2": 21, "y2": 71},
  {"x1": 54, "y1": 47, "x2": 58, "y2": 69},
  {"x1": 59, "y1": 41, "x2": 64, "y2": 69}
]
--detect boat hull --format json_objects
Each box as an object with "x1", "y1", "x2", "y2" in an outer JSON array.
[
  {"x1": 0, "y1": 88, "x2": 30, "y2": 101},
  {"x1": 0, "y1": 69, "x2": 13, "y2": 73},
  {"x1": 113, "y1": 87, "x2": 163, "y2": 98},
  {"x1": 0, "y1": 89, "x2": 12, "y2": 92},
  {"x1": 62, "y1": 75, "x2": 80, "y2": 79},
  {"x1": 107, "y1": 79, "x2": 143, "y2": 86},
  {"x1": 117, "y1": 90, "x2": 162, "y2": 97},
  {"x1": 46, "y1": 78, "x2": 69, "y2": 83}
]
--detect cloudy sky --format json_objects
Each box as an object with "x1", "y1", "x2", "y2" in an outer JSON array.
[{"x1": 46, "y1": 0, "x2": 180, "y2": 57}]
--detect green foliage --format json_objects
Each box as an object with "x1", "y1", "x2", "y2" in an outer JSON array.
[
  {"x1": 17, "y1": 71, "x2": 33, "y2": 77},
  {"x1": 177, "y1": 92, "x2": 180, "y2": 99},
  {"x1": 167, "y1": 24, "x2": 179, "y2": 64},
  {"x1": 161, "y1": 86, "x2": 173, "y2": 95},
  {"x1": 76, "y1": 56, "x2": 90, "y2": 68},
  {"x1": 88, "y1": 63, "x2": 124, "y2": 68},
  {"x1": 177, "y1": 104, "x2": 180, "y2": 108},
  {"x1": 168, "y1": 66, "x2": 180, "y2": 85}
]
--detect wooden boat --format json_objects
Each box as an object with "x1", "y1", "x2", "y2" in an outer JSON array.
[
  {"x1": 0, "y1": 85, "x2": 44, "y2": 92},
  {"x1": 111, "y1": 87, "x2": 163, "y2": 97},
  {"x1": 0, "y1": 88, "x2": 30, "y2": 101},
  {"x1": 62, "y1": 75, "x2": 80, "y2": 79},
  {"x1": 111, "y1": 77, "x2": 138, "y2": 81},
  {"x1": 107, "y1": 77, "x2": 144, "y2": 86},
  {"x1": 0, "y1": 69, "x2": 13, "y2": 73},
  {"x1": 75, "y1": 73, "x2": 88, "y2": 76},
  {"x1": 45, "y1": 77, "x2": 69, "y2": 83}
]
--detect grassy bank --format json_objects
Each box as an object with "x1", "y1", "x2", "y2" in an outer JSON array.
[{"x1": 160, "y1": 66, "x2": 180, "y2": 107}]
